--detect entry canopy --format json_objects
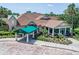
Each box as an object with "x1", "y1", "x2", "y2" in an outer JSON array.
[{"x1": 17, "y1": 26, "x2": 38, "y2": 34}]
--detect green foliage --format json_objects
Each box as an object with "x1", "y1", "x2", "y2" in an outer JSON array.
[
  {"x1": 0, "y1": 19, "x2": 9, "y2": 31},
  {"x1": 59, "y1": 3, "x2": 79, "y2": 30},
  {"x1": 0, "y1": 31, "x2": 15, "y2": 38},
  {"x1": 73, "y1": 28, "x2": 79, "y2": 41},
  {"x1": 45, "y1": 14, "x2": 56, "y2": 16},
  {"x1": 36, "y1": 34, "x2": 72, "y2": 45},
  {"x1": 74, "y1": 28, "x2": 79, "y2": 34},
  {"x1": 37, "y1": 35, "x2": 46, "y2": 41},
  {"x1": 12, "y1": 13, "x2": 19, "y2": 16},
  {"x1": 37, "y1": 27, "x2": 72, "y2": 45},
  {"x1": 64, "y1": 3, "x2": 76, "y2": 15},
  {"x1": 74, "y1": 34, "x2": 79, "y2": 40},
  {"x1": 0, "y1": 6, "x2": 12, "y2": 18},
  {"x1": 44, "y1": 12, "x2": 56, "y2": 16},
  {"x1": 40, "y1": 27, "x2": 48, "y2": 37},
  {"x1": 26, "y1": 11, "x2": 32, "y2": 13},
  {"x1": 0, "y1": 6, "x2": 19, "y2": 18}
]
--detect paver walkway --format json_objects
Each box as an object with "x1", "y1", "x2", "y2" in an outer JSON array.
[
  {"x1": 0, "y1": 40, "x2": 79, "y2": 55},
  {"x1": 27, "y1": 38, "x2": 79, "y2": 52},
  {"x1": 0, "y1": 38, "x2": 79, "y2": 54}
]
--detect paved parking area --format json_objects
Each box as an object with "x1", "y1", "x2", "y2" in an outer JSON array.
[{"x1": 0, "y1": 40, "x2": 79, "y2": 55}]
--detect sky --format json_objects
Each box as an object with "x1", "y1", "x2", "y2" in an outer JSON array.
[{"x1": 0, "y1": 3, "x2": 79, "y2": 14}]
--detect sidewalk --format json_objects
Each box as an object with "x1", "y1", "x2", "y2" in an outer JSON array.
[
  {"x1": 30, "y1": 39, "x2": 79, "y2": 52},
  {"x1": 68, "y1": 38, "x2": 79, "y2": 48}
]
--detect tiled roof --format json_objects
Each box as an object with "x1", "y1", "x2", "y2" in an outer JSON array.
[
  {"x1": 45, "y1": 19, "x2": 63, "y2": 28},
  {"x1": 17, "y1": 13, "x2": 42, "y2": 26},
  {"x1": 17, "y1": 13, "x2": 68, "y2": 28}
]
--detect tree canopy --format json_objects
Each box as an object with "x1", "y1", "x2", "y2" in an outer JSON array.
[
  {"x1": 59, "y1": 3, "x2": 79, "y2": 29},
  {"x1": 0, "y1": 6, "x2": 19, "y2": 18}
]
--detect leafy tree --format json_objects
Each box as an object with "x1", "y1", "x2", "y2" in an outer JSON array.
[
  {"x1": 26, "y1": 11, "x2": 31, "y2": 13},
  {"x1": 0, "y1": 19, "x2": 9, "y2": 31},
  {"x1": 12, "y1": 13, "x2": 19, "y2": 16},
  {"x1": 45, "y1": 12, "x2": 56, "y2": 16},
  {"x1": 64, "y1": 3, "x2": 76, "y2": 36},
  {"x1": 8, "y1": 10, "x2": 12, "y2": 15},
  {"x1": 59, "y1": 3, "x2": 79, "y2": 36},
  {"x1": 64, "y1": 3, "x2": 76, "y2": 15},
  {"x1": 0, "y1": 6, "x2": 19, "y2": 18}
]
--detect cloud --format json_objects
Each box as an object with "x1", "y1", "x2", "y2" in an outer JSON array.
[
  {"x1": 47, "y1": 4, "x2": 54, "y2": 7},
  {"x1": 26, "y1": 8, "x2": 31, "y2": 10}
]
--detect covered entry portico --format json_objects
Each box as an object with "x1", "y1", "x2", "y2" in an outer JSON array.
[{"x1": 15, "y1": 26, "x2": 38, "y2": 43}]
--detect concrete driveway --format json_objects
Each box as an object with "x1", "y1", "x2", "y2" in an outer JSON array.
[{"x1": 0, "y1": 40, "x2": 79, "y2": 55}]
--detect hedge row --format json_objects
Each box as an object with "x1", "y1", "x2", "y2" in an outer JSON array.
[{"x1": 0, "y1": 31, "x2": 15, "y2": 38}]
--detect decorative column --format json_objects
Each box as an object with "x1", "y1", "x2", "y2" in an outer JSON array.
[
  {"x1": 52, "y1": 28, "x2": 54, "y2": 36},
  {"x1": 59, "y1": 28, "x2": 61, "y2": 35},
  {"x1": 26, "y1": 34, "x2": 29, "y2": 43},
  {"x1": 65, "y1": 28, "x2": 66, "y2": 35}
]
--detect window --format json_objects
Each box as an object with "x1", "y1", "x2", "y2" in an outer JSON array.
[
  {"x1": 54, "y1": 29, "x2": 59, "y2": 34},
  {"x1": 66, "y1": 28, "x2": 70, "y2": 35},
  {"x1": 60, "y1": 28, "x2": 65, "y2": 35}
]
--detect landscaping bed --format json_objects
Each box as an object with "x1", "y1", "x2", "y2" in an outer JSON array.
[
  {"x1": 36, "y1": 34, "x2": 72, "y2": 45},
  {"x1": 35, "y1": 27, "x2": 72, "y2": 45}
]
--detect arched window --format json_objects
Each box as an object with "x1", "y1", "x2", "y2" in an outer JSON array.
[{"x1": 28, "y1": 21, "x2": 37, "y2": 26}]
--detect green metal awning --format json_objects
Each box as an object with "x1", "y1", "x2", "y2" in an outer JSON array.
[{"x1": 17, "y1": 26, "x2": 38, "y2": 34}]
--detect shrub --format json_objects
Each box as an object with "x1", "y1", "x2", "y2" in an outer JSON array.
[
  {"x1": 37, "y1": 35, "x2": 46, "y2": 41},
  {"x1": 0, "y1": 31, "x2": 15, "y2": 38},
  {"x1": 74, "y1": 28, "x2": 79, "y2": 40},
  {"x1": 37, "y1": 34, "x2": 72, "y2": 45},
  {"x1": 74, "y1": 28, "x2": 79, "y2": 34},
  {"x1": 74, "y1": 34, "x2": 79, "y2": 41},
  {"x1": 39, "y1": 27, "x2": 48, "y2": 36}
]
